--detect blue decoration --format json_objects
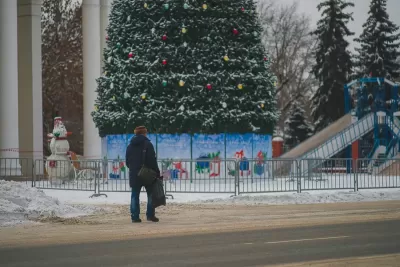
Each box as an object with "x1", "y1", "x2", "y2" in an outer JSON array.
[
  {"x1": 253, "y1": 163, "x2": 264, "y2": 176},
  {"x1": 239, "y1": 157, "x2": 249, "y2": 171}
]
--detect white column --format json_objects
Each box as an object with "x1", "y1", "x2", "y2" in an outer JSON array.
[
  {"x1": 83, "y1": 0, "x2": 102, "y2": 158},
  {"x1": 17, "y1": 0, "x2": 43, "y2": 163},
  {"x1": 0, "y1": 0, "x2": 21, "y2": 175},
  {"x1": 100, "y1": 0, "x2": 112, "y2": 68}
]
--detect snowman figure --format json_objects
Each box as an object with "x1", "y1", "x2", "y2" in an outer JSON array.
[{"x1": 46, "y1": 117, "x2": 72, "y2": 183}]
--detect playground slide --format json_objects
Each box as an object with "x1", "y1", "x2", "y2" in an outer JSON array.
[
  {"x1": 277, "y1": 113, "x2": 375, "y2": 176},
  {"x1": 368, "y1": 145, "x2": 386, "y2": 172},
  {"x1": 300, "y1": 113, "x2": 374, "y2": 159},
  {"x1": 281, "y1": 114, "x2": 352, "y2": 159},
  {"x1": 379, "y1": 152, "x2": 400, "y2": 176},
  {"x1": 299, "y1": 113, "x2": 375, "y2": 175}
]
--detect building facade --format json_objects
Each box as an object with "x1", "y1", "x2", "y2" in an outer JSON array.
[{"x1": 0, "y1": 0, "x2": 111, "y2": 174}]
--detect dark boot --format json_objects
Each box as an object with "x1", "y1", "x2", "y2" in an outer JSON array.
[
  {"x1": 147, "y1": 216, "x2": 159, "y2": 222},
  {"x1": 132, "y1": 218, "x2": 142, "y2": 223}
]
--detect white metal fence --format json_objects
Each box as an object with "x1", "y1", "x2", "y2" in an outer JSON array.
[{"x1": 1, "y1": 157, "x2": 400, "y2": 198}]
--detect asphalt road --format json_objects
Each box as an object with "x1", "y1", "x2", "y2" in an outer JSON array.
[{"x1": 1, "y1": 219, "x2": 400, "y2": 267}]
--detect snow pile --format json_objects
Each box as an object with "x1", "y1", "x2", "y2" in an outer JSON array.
[
  {"x1": 0, "y1": 180, "x2": 102, "y2": 227},
  {"x1": 193, "y1": 190, "x2": 400, "y2": 205}
]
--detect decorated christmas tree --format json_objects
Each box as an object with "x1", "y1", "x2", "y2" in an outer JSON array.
[{"x1": 92, "y1": 0, "x2": 277, "y2": 137}]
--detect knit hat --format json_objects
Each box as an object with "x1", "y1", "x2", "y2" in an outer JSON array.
[{"x1": 134, "y1": 126, "x2": 148, "y2": 135}]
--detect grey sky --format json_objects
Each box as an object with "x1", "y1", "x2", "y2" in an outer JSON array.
[
  {"x1": 270, "y1": 0, "x2": 400, "y2": 51},
  {"x1": 77, "y1": 0, "x2": 400, "y2": 51}
]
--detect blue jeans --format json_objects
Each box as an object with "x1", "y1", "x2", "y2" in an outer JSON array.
[{"x1": 130, "y1": 185, "x2": 154, "y2": 220}]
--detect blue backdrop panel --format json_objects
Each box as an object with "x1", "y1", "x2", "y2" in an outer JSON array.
[
  {"x1": 252, "y1": 134, "x2": 272, "y2": 159},
  {"x1": 157, "y1": 134, "x2": 191, "y2": 159},
  {"x1": 106, "y1": 134, "x2": 127, "y2": 160},
  {"x1": 101, "y1": 137, "x2": 107, "y2": 159},
  {"x1": 192, "y1": 134, "x2": 225, "y2": 159},
  {"x1": 225, "y1": 134, "x2": 253, "y2": 159}
]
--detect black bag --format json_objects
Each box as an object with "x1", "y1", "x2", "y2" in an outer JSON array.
[
  {"x1": 137, "y1": 141, "x2": 157, "y2": 186},
  {"x1": 152, "y1": 179, "x2": 166, "y2": 208}
]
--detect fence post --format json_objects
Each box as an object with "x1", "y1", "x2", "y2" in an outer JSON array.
[
  {"x1": 165, "y1": 177, "x2": 174, "y2": 199},
  {"x1": 32, "y1": 159, "x2": 35, "y2": 187},
  {"x1": 235, "y1": 160, "x2": 240, "y2": 196},
  {"x1": 163, "y1": 160, "x2": 174, "y2": 199},
  {"x1": 90, "y1": 160, "x2": 108, "y2": 198},
  {"x1": 95, "y1": 161, "x2": 99, "y2": 195},
  {"x1": 297, "y1": 160, "x2": 301, "y2": 193},
  {"x1": 354, "y1": 159, "x2": 359, "y2": 192}
]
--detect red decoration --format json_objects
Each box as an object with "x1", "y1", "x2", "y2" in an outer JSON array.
[
  {"x1": 49, "y1": 161, "x2": 57, "y2": 168},
  {"x1": 264, "y1": 56, "x2": 268, "y2": 61},
  {"x1": 241, "y1": 7, "x2": 245, "y2": 12},
  {"x1": 233, "y1": 28, "x2": 239, "y2": 35},
  {"x1": 235, "y1": 150, "x2": 244, "y2": 159},
  {"x1": 128, "y1": 52, "x2": 134, "y2": 58},
  {"x1": 206, "y1": 83, "x2": 212, "y2": 90},
  {"x1": 162, "y1": 34, "x2": 167, "y2": 41},
  {"x1": 106, "y1": 35, "x2": 109, "y2": 40},
  {"x1": 162, "y1": 59, "x2": 167, "y2": 65}
]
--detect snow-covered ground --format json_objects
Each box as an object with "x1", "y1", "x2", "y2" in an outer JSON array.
[
  {"x1": 0, "y1": 181, "x2": 103, "y2": 227},
  {"x1": 3, "y1": 179, "x2": 400, "y2": 227},
  {"x1": 34, "y1": 173, "x2": 400, "y2": 194},
  {"x1": 42, "y1": 186, "x2": 400, "y2": 206}
]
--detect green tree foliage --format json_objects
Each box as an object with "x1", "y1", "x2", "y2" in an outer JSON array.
[
  {"x1": 92, "y1": 0, "x2": 277, "y2": 137},
  {"x1": 355, "y1": 0, "x2": 400, "y2": 79},
  {"x1": 284, "y1": 99, "x2": 312, "y2": 146},
  {"x1": 311, "y1": 0, "x2": 354, "y2": 133}
]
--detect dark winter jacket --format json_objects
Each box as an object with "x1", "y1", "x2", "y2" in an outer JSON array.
[{"x1": 126, "y1": 134, "x2": 160, "y2": 188}]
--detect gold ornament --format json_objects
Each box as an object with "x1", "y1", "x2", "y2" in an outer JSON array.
[
  {"x1": 274, "y1": 81, "x2": 277, "y2": 87},
  {"x1": 104, "y1": 71, "x2": 107, "y2": 75},
  {"x1": 94, "y1": 105, "x2": 98, "y2": 111},
  {"x1": 112, "y1": 96, "x2": 116, "y2": 101},
  {"x1": 182, "y1": 27, "x2": 187, "y2": 34},
  {"x1": 261, "y1": 103, "x2": 265, "y2": 108},
  {"x1": 238, "y1": 84, "x2": 243, "y2": 90},
  {"x1": 223, "y1": 55, "x2": 229, "y2": 61},
  {"x1": 202, "y1": 4, "x2": 208, "y2": 10},
  {"x1": 179, "y1": 80, "x2": 185, "y2": 87},
  {"x1": 141, "y1": 94, "x2": 146, "y2": 100},
  {"x1": 144, "y1": 3, "x2": 148, "y2": 8}
]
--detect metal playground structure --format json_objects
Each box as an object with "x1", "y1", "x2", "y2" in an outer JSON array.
[{"x1": 278, "y1": 77, "x2": 400, "y2": 177}]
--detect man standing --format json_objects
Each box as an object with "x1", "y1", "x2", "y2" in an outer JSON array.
[{"x1": 126, "y1": 126, "x2": 160, "y2": 223}]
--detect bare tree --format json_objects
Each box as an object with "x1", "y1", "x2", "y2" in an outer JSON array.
[
  {"x1": 258, "y1": 0, "x2": 317, "y2": 132},
  {"x1": 42, "y1": 0, "x2": 83, "y2": 155}
]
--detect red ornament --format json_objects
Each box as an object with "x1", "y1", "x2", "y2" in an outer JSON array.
[
  {"x1": 106, "y1": 35, "x2": 109, "y2": 40},
  {"x1": 264, "y1": 56, "x2": 268, "y2": 61},
  {"x1": 128, "y1": 52, "x2": 134, "y2": 58},
  {"x1": 162, "y1": 34, "x2": 167, "y2": 41},
  {"x1": 206, "y1": 83, "x2": 212, "y2": 90},
  {"x1": 241, "y1": 7, "x2": 245, "y2": 12},
  {"x1": 162, "y1": 59, "x2": 167, "y2": 65},
  {"x1": 233, "y1": 28, "x2": 239, "y2": 35}
]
